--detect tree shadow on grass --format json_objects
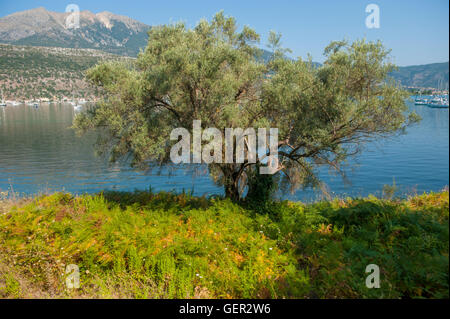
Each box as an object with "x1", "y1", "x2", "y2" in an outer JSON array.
[{"x1": 101, "y1": 189, "x2": 213, "y2": 211}]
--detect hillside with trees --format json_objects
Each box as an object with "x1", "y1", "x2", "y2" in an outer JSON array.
[{"x1": 0, "y1": 44, "x2": 130, "y2": 100}]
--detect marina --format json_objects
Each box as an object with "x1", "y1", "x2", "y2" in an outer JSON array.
[{"x1": 414, "y1": 94, "x2": 449, "y2": 108}]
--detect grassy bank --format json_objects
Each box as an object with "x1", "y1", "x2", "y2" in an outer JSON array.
[{"x1": 0, "y1": 190, "x2": 448, "y2": 299}]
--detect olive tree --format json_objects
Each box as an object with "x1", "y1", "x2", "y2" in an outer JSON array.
[{"x1": 73, "y1": 12, "x2": 418, "y2": 201}]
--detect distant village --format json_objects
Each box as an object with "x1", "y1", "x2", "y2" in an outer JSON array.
[
  {"x1": 406, "y1": 86, "x2": 449, "y2": 95},
  {"x1": 3, "y1": 97, "x2": 99, "y2": 104},
  {"x1": 1, "y1": 89, "x2": 449, "y2": 106}
]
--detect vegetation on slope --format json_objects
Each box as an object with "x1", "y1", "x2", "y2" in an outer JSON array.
[
  {"x1": 0, "y1": 44, "x2": 131, "y2": 100},
  {"x1": 0, "y1": 190, "x2": 448, "y2": 299}
]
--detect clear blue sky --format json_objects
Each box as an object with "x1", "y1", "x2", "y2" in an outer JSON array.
[{"x1": 1, "y1": 0, "x2": 448, "y2": 66}]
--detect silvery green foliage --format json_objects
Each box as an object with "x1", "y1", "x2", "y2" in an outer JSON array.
[{"x1": 74, "y1": 12, "x2": 417, "y2": 201}]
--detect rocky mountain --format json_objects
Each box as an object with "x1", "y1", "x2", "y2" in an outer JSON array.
[{"x1": 0, "y1": 7, "x2": 150, "y2": 56}]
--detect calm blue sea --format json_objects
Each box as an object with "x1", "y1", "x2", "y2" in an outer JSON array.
[{"x1": 0, "y1": 100, "x2": 448, "y2": 201}]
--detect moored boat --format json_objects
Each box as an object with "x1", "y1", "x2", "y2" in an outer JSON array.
[
  {"x1": 414, "y1": 98, "x2": 428, "y2": 105},
  {"x1": 0, "y1": 90, "x2": 6, "y2": 107},
  {"x1": 426, "y1": 96, "x2": 449, "y2": 108}
]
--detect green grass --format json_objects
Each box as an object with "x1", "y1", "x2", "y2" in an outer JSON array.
[{"x1": 0, "y1": 190, "x2": 448, "y2": 298}]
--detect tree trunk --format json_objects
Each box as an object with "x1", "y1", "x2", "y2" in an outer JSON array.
[
  {"x1": 223, "y1": 169, "x2": 241, "y2": 202},
  {"x1": 246, "y1": 166, "x2": 276, "y2": 204},
  {"x1": 224, "y1": 182, "x2": 240, "y2": 202}
]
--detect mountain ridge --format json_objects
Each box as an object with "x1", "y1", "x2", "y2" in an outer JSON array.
[
  {"x1": 0, "y1": 7, "x2": 150, "y2": 56},
  {"x1": 0, "y1": 7, "x2": 448, "y2": 90}
]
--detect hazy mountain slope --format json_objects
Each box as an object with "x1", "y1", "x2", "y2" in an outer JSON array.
[
  {"x1": 0, "y1": 7, "x2": 150, "y2": 56},
  {"x1": 391, "y1": 62, "x2": 449, "y2": 89}
]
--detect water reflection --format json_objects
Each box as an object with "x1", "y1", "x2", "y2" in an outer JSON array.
[{"x1": 0, "y1": 102, "x2": 448, "y2": 201}]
